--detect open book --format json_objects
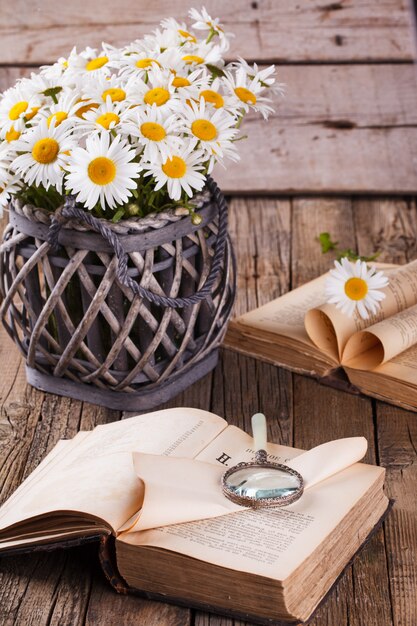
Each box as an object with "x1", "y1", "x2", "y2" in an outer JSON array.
[
  {"x1": 226, "y1": 260, "x2": 417, "y2": 411},
  {"x1": 0, "y1": 408, "x2": 388, "y2": 624}
]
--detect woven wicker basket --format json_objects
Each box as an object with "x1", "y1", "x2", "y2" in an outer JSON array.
[{"x1": 0, "y1": 178, "x2": 235, "y2": 410}]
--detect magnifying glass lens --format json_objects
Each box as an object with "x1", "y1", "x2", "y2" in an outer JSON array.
[{"x1": 226, "y1": 466, "x2": 301, "y2": 501}]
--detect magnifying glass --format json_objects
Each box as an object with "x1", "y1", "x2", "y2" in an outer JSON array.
[{"x1": 222, "y1": 413, "x2": 304, "y2": 509}]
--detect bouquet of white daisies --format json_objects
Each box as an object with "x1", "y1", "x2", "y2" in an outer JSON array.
[{"x1": 0, "y1": 7, "x2": 282, "y2": 222}]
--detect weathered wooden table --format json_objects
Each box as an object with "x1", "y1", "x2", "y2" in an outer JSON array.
[{"x1": 1, "y1": 1, "x2": 417, "y2": 624}]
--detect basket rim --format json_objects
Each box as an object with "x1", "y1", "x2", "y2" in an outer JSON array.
[
  {"x1": 7, "y1": 190, "x2": 220, "y2": 254},
  {"x1": 8, "y1": 186, "x2": 212, "y2": 236}
]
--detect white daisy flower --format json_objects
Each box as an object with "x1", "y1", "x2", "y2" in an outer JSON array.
[
  {"x1": 142, "y1": 146, "x2": 206, "y2": 201},
  {"x1": 180, "y1": 41, "x2": 223, "y2": 68},
  {"x1": 128, "y1": 67, "x2": 181, "y2": 113},
  {"x1": 39, "y1": 91, "x2": 85, "y2": 128},
  {"x1": 64, "y1": 45, "x2": 117, "y2": 82},
  {"x1": 81, "y1": 73, "x2": 135, "y2": 107},
  {"x1": 18, "y1": 72, "x2": 65, "y2": 106},
  {"x1": 195, "y1": 77, "x2": 237, "y2": 116},
  {"x1": 0, "y1": 142, "x2": 14, "y2": 179},
  {"x1": 160, "y1": 18, "x2": 198, "y2": 45},
  {"x1": 227, "y1": 58, "x2": 285, "y2": 97},
  {"x1": 122, "y1": 105, "x2": 183, "y2": 162},
  {"x1": 222, "y1": 67, "x2": 275, "y2": 119},
  {"x1": 65, "y1": 132, "x2": 141, "y2": 211},
  {"x1": 77, "y1": 96, "x2": 130, "y2": 134},
  {"x1": 115, "y1": 50, "x2": 165, "y2": 80},
  {"x1": 11, "y1": 119, "x2": 74, "y2": 192},
  {"x1": 179, "y1": 99, "x2": 238, "y2": 160},
  {"x1": 325, "y1": 257, "x2": 389, "y2": 319},
  {"x1": 0, "y1": 85, "x2": 42, "y2": 134},
  {"x1": 189, "y1": 7, "x2": 233, "y2": 50},
  {"x1": 167, "y1": 67, "x2": 211, "y2": 102},
  {"x1": 0, "y1": 170, "x2": 21, "y2": 214},
  {"x1": 40, "y1": 57, "x2": 70, "y2": 81},
  {"x1": 130, "y1": 27, "x2": 180, "y2": 56}
]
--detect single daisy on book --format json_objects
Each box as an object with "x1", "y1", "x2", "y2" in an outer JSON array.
[{"x1": 226, "y1": 258, "x2": 417, "y2": 412}]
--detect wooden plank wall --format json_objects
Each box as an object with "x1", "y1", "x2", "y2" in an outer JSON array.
[{"x1": 0, "y1": 1, "x2": 417, "y2": 194}]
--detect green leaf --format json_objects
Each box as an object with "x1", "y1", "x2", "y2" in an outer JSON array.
[
  {"x1": 337, "y1": 249, "x2": 380, "y2": 263},
  {"x1": 206, "y1": 64, "x2": 225, "y2": 78},
  {"x1": 111, "y1": 208, "x2": 125, "y2": 223},
  {"x1": 42, "y1": 86, "x2": 63, "y2": 105},
  {"x1": 318, "y1": 232, "x2": 338, "y2": 254}
]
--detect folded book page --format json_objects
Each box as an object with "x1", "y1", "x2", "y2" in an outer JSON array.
[
  {"x1": 305, "y1": 261, "x2": 417, "y2": 365},
  {"x1": 234, "y1": 274, "x2": 329, "y2": 347},
  {"x1": 129, "y1": 435, "x2": 368, "y2": 531},
  {"x1": 0, "y1": 408, "x2": 227, "y2": 539},
  {"x1": 122, "y1": 425, "x2": 385, "y2": 581},
  {"x1": 342, "y1": 303, "x2": 417, "y2": 369}
]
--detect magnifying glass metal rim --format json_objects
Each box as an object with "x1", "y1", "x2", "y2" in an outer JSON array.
[{"x1": 222, "y1": 449, "x2": 305, "y2": 509}]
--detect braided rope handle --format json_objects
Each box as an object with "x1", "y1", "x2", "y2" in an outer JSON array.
[{"x1": 48, "y1": 177, "x2": 228, "y2": 309}]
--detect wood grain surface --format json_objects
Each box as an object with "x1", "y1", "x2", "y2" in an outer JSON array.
[
  {"x1": 1, "y1": 64, "x2": 417, "y2": 195},
  {"x1": 1, "y1": 197, "x2": 416, "y2": 626},
  {"x1": 0, "y1": 0, "x2": 413, "y2": 65}
]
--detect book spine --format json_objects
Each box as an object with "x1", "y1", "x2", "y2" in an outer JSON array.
[{"x1": 98, "y1": 535, "x2": 130, "y2": 594}]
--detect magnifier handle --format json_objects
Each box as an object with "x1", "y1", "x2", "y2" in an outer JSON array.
[{"x1": 252, "y1": 413, "x2": 267, "y2": 453}]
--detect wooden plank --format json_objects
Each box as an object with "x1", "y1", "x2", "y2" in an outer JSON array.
[
  {"x1": 0, "y1": 0, "x2": 413, "y2": 65},
  {"x1": 227, "y1": 197, "x2": 291, "y2": 316},
  {"x1": 353, "y1": 198, "x2": 417, "y2": 626},
  {"x1": 291, "y1": 198, "x2": 393, "y2": 626},
  {"x1": 354, "y1": 198, "x2": 417, "y2": 264},
  {"x1": 2, "y1": 64, "x2": 417, "y2": 194},
  {"x1": 376, "y1": 404, "x2": 417, "y2": 626}
]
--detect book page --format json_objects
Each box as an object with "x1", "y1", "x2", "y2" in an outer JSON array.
[
  {"x1": 235, "y1": 274, "x2": 328, "y2": 347},
  {"x1": 342, "y1": 303, "x2": 417, "y2": 369},
  {"x1": 370, "y1": 342, "x2": 417, "y2": 385},
  {"x1": 0, "y1": 434, "x2": 89, "y2": 516},
  {"x1": 305, "y1": 262, "x2": 416, "y2": 360},
  {"x1": 122, "y1": 427, "x2": 385, "y2": 580},
  {"x1": 128, "y1": 429, "x2": 367, "y2": 531},
  {"x1": 0, "y1": 408, "x2": 227, "y2": 540}
]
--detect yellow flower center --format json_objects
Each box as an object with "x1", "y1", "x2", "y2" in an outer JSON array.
[
  {"x1": 185, "y1": 98, "x2": 198, "y2": 108},
  {"x1": 140, "y1": 122, "x2": 166, "y2": 141},
  {"x1": 32, "y1": 138, "x2": 60, "y2": 164},
  {"x1": 88, "y1": 156, "x2": 116, "y2": 185},
  {"x1": 144, "y1": 87, "x2": 170, "y2": 106},
  {"x1": 76, "y1": 100, "x2": 99, "y2": 119},
  {"x1": 162, "y1": 156, "x2": 186, "y2": 178},
  {"x1": 96, "y1": 112, "x2": 120, "y2": 129},
  {"x1": 5, "y1": 126, "x2": 20, "y2": 142},
  {"x1": 26, "y1": 106, "x2": 39, "y2": 121},
  {"x1": 178, "y1": 29, "x2": 197, "y2": 43},
  {"x1": 172, "y1": 76, "x2": 191, "y2": 88},
  {"x1": 101, "y1": 88, "x2": 126, "y2": 102},
  {"x1": 85, "y1": 56, "x2": 109, "y2": 71},
  {"x1": 191, "y1": 119, "x2": 217, "y2": 141},
  {"x1": 344, "y1": 277, "x2": 368, "y2": 301},
  {"x1": 47, "y1": 111, "x2": 68, "y2": 127},
  {"x1": 9, "y1": 101, "x2": 28, "y2": 120},
  {"x1": 200, "y1": 89, "x2": 224, "y2": 109},
  {"x1": 136, "y1": 58, "x2": 160, "y2": 69},
  {"x1": 234, "y1": 87, "x2": 257, "y2": 105},
  {"x1": 182, "y1": 55, "x2": 204, "y2": 65}
]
